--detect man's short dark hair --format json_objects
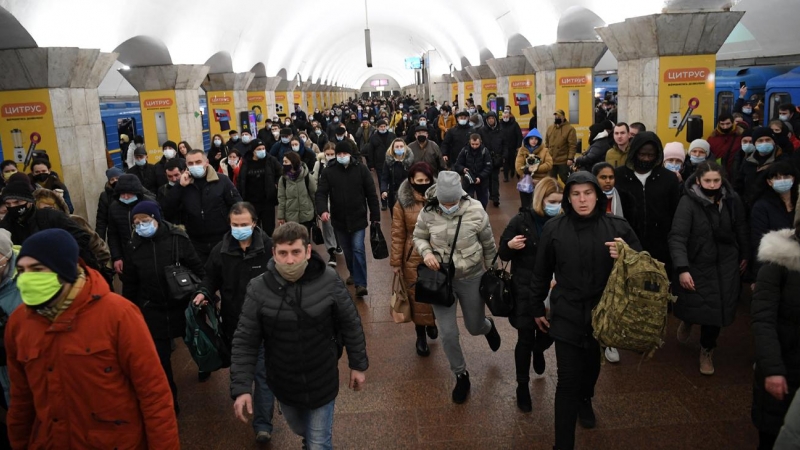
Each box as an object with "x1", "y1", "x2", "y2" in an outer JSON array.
[
  {"x1": 31, "y1": 158, "x2": 51, "y2": 170},
  {"x1": 280, "y1": 128, "x2": 293, "y2": 137},
  {"x1": 718, "y1": 112, "x2": 734, "y2": 123},
  {"x1": 165, "y1": 158, "x2": 185, "y2": 172},
  {"x1": 133, "y1": 135, "x2": 144, "y2": 144},
  {"x1": 229, "y1": 130, "x2": 238, "y2": 135},
  {"x1": 614, "y1": 122, "x2": 629, "y2": 132},
  {"x1": 272, "y1": 221, "x2": 309, "y2": 247},
  {"x1": 779, "y1": 103, "x2": 796, "y2": 113},
  {"x1": 630, "y1": 122, "x2": 646, "y2": 133},
  {"x1": 469, "y1": 133, "x2": 482, "y2": 142},
  {"x1": 229, "y1": 202, "x2": 258, "y2": 222}
]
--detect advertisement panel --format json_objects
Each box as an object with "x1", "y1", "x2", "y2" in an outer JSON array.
[
  {"x1": 246, "y1": 92, "x2": 268, "y2": 130},
  {"x1": 508, "y1": 75, "x2": 536, "y2": 131},
  {"x1": 451, "y1": 83, "x2": 459, "y2": 103},
  {"x1": 657, "y1": 54, "x2": 716, "y2": 146},
  {"x1": 465, "y1": 82, "x2": 474, "y2": 104},
  {"x1": 555, "y1": 68, "x2": 594, "y2": 149},
  {"x1": 316, "y1": 91, "x2": 323, "y2": 109},
  {"x1": 480, "y1": 79, "x2": 497, "y2": 111},
  {"x1": 0, "y1": 88, "x2": 62, "y2": 174},
  {"x1": 139, "y1": 90, "x2": 180, "y2": 162},
  {"x1": 293, "y1": 91, "x2": 302, "y2": 110},
  {"x1": 275, "y1": 92, "x2": 290, "y2": 118},
  {"x1": 206, "y1": 91, "x2": 237, "y2": 140},
  {"x1": 306, "y1": 91, "x2": 314, "y2": 112}
]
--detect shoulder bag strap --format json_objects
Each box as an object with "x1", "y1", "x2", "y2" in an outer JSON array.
[
  {"x1": 447, "y1": 215, "x2": 463, "y2": 264},
  {"x1": 172, "y1": 235, "x2": 181, "y2": 266}
]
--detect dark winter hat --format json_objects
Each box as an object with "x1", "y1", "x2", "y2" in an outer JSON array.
[
  {"x1": 376, "y1": 119, "x2": 388, "y2": 127},
  {"x1": 133, "y1": 147, "x2": 147, "y2": 157},
  {"x1": 162, "y1": 140, "x2": 177, "y2": 150},
  {"x1": 455, "y1": 109, "x2": 470, "y2": 118},
  {"x1": 751, "y1": 127, "x2": 774, "y2": 143},
  {"x1": 336, "y1": 126, "x2": 347, "y2": 135},
  {"x1": 131, "y1": 200, "x2": 162, "y2": 223},
  {"x1": 334, "y1": 141, "x2": 352, "y2": 155},
  {"x1": 415, "y1": 125, "x2": 429, "y2": 133},
  {"x1": 19, "y1": 229, "x2": 79, "y2": 283},
  {"x1": 3, "y1": 178, "x2": 35, "y2": 203},
  {"x1": 105, "y1": 167, "x2": 124, "y2": 180},
  {"x1": 114, "y1": 174, "x2": 144, "y2": 195},
  {"x1": 251, "y1": 139, "x2": 266, "y2": 149},
  {"x1": 280, "y1": 128, "x2": 293, "y2": 137}
]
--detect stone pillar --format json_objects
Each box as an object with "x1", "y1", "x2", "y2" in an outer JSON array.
[
  {"x1": 487, "y1": 56, "x2": 535, "y2": 106},
  {"x1": 452, "y1": 69, "x2": 470, "y2": 110},
  {"x1": 465, "y1": 65, "x2": 496, "y2": 109},
  {"x1": 252, "y1": 76, "x2": 281, "y2": 118},
  {"x1": 597, "y1": 11, "x2": 742, "y2": 136},
  {"x1": 523, "y1": 42, "x2": 607, "y2": 136},
  {"x1": 301, "y1": 80, "x2": 313, "y2": 113},
  {"x1": 120, "y1": 64, "x2": 209, "y2": 150},
  {"x1": 0, "y1": 47, "x2": 117, "y2": 224},
  {"x1": 431, "y1": 74, "x2": 454, "y2": 106},
  {"x1": 201, "y1": 72, "x2": 255, "y2": 134}
]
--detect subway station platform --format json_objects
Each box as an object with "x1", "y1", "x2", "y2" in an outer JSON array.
[{"x1": 171, "y1": 179, "x2": 759, "y2": 450}]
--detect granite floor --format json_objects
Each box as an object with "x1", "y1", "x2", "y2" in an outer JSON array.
[{"x1": 172, "y1": 176, "x2": 760, "y2": 449}]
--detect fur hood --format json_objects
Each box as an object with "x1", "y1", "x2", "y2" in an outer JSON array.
[{"x1": 758, "y1": 228, "x2": 800, "y2": 273}]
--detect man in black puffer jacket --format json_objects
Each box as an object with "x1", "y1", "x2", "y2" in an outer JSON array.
[
  {"x1": 230, "y1": 223, "x2": 367, "y2": 447},
  {"x1": 480, "y1": 112, "x2": 506, "y2": 207},
  {"x1": 454, "y1": 134, "x2": 492, "y2": 209},
  {"x1": 95, "y1": 167, "x2": 124, "y2": 241},
  {"x1": 441, "y1": 110, "x2": 473, "y2": 164}
]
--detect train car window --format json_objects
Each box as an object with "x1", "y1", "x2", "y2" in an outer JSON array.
[
  {"x1": 770, "y1": 93, "x2": 792, "y2": 120},
  {"x1": 717, "y1": 92, "x2": 734, "y2": 117}
]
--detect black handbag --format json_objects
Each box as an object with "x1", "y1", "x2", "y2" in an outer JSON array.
[
  {"x1": 370, "y1": 222, "x2": 389, "y2": 260},
  {"x1": 310, "y1": 219, "x2": 325, "y2": 245},
  {"x1": 415, "y1": 216, "x2": 462, "y2": 307},
  {"x1": 480, "y1": 253, "x2": 514, "y2": 317},
  {"x1": 163, "y1": 237, "x2": 201, "y2": 304}
]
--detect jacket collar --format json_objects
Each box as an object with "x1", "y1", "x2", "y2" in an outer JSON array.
[{"x1": 222, "y1": 227, "x2": 269, "y2": 257}]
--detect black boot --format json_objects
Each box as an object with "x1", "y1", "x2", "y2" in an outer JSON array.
[
  {"x1": 426, "y1": 325, "x2": 438, "y2": 340},
  {"x1": 415, "y1": 325, "x2": 430, "y2": 357},
  {"x1": 452, "y1": 371, "x2": 471, "y2": 404},
  {"x1": 485, "y1": 317, "x2": 501, "y2": 351},
  {"x1": 516, "y1": 382, "x2": 532, "y2": 412},
  {"x1": 578, "y1": 398, "x2": 596, "y2": 429},
  {"x1": 532, "y1": 351, "x2": 546, "y2": 375}
]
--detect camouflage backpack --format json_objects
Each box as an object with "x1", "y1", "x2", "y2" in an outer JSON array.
[{"x1": 592, "y1": 241, "x2": 674, "y2": 359}]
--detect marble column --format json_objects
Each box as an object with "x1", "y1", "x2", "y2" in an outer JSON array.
[
  {"x1": 487, "y1": 56, "x2": 535, "y2": 107},
  {"x1": 452, "y1": 69, "x2": 470, "y2": 110},
  {"x1": 0, "y1": 47, "x2": 117, "y2": 224},
  {"x1": 465, "y1": 65, "x2": 495, "y2": 108}
]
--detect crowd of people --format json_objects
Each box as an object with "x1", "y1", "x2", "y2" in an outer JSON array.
[{"x1": 0, "y1": 90, "x2": 798, "y2": 450}]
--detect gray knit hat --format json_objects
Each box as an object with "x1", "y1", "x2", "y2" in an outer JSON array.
[{"x1": 436, "y1": 171, "x2": 465, "y2": 203}]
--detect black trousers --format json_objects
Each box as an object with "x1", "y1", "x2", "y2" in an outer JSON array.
[
  {"x1": 254, "y1": 204, "x2": 276, "y2": 237},
  {"x1": 504, "y1": 148, "x2": 516, "y2": 178},
  {"x1": 554, "y1": 337, "x2": 602, "y2": 450},
  {"x1": 489, "y1": 167, "x2": 501, "y2": 202},
  {"x1": 515, "y1": 328, "x2": 554, "y2": 383},
  {"x1": 519, "y1": 191, "x2": 533, "y2": 209},
  {"x1": 153, "y1": 337, "x2": 178, "y2": 407}
]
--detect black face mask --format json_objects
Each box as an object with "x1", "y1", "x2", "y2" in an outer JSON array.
[
  {"x1": 554, "y1": 118, "x2": 563, "y2": 125},
  {"x1": 634, "y1": 158, "x2": 657, "y2": 173},
  {"x1": 416, "y1": 134, "x2": 427, "y2": 144},
  {"x1": 6, "y1": 204, "x2": 29, "y2": 221},
  {"x1": 33, "y1": 173, "x2": 49, "y2": 183},
  {"x1": 109, "y1": 181, "x2": 117, "y2": 189},
  {"x1": 699, "y1": 185, "x2": 722, "y2": 199},
  {"x1": 411, "y1": 182, "x2": 432, "y2": 195}
]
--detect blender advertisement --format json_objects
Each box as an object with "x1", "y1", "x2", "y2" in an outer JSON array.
[
  {"x1": 206, "y1": 91, "x2": 237, "y2": 138},
  {"x1": 555, "y1": 68, "x2": 594, "y2": 149},
  {"x1": 246, "y1": 92, "x2": 268, "y2": 127},
  {"x1": 657, "y1": 54, "x2": 715, "y2": 145},
  {"x1": 0, "y1": 88, "x2": 62, "y2": 175},
  {"x1": 275, "y1": 92, "x2": 290, "y2": 118},
  {"x1": 139, "y1": 90, "x2": 180, "y2": 163},
  {"x1": 480, "y1": 79, "x2": 497, "y2": 112},
  {"x1": 508, "y1": 75, "x2": 536, "y2": 130}
]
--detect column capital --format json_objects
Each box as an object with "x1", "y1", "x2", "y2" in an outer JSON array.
[
  {"x1": 452, "y1": 69, "x2": 470, "y2": 83},
  {"x1": 523, "y1": 42, "x2": 607, "y2": 72},
  {"x1": 596, "y1": 11, "x2": 743, "y2": 61},
  {"x1": 120, "y1": 64, "x2": 209, "y2": 91},
  {"x1": 200, "y1": 71, "x2": 255, "y2": 92},
  {"x1": 487, "y1": 56, "x2": 535, "y2": 77},
  {"x1": 464, "y1": 65, "x2": 495, "y2": 81},
  {"x1": 0, "y1": 47, "x2": 117, "y2": 91},
  {"x1": 301, "y1": 80, "x2": 312, "y2": 91}
]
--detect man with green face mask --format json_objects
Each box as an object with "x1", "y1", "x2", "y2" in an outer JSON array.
[{"x1": 4, "y1": 229, "x2": 179, "y2": 449}]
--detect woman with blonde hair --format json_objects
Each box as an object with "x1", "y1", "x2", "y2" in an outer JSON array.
[
  {"x1": 381, "y1": 138, "x2": 415, "y2": 215},
  {"x1": 499, "y1": 177, "x2": 562, "y2": 412}
]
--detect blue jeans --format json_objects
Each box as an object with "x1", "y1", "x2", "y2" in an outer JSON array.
[
  {"x1": 334, "y1": 227, "x2": 367, "y2": 287},
  {"x1": 253, "y1": 347, "x2": 275, "y2": 434},
  {"x1": 281, "y1": 399, "x2": 336, "y2": 450}
]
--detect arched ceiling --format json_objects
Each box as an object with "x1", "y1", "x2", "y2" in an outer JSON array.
[{"x1": 1, "y1": 0, "x2": 798, "y2": 88}]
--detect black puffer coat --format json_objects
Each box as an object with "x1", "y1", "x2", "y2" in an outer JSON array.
[
  {"x1": 669, "y1": 175, "x2": 749, "y2": 327},
  {"x1": 126, "y1": 162, "x2": 159, "y2": 194},
  {"x1": 236, "y1": 150, "x2": 283, "y2": 207},
  {"x1": 106, "y1": 175, "x2": 156, "y2": 262},
  {"x1": 94, "y1": 182, "x2": 115, "y2": 240},
  {"x1": 498, "y1": 208, "x2": 550, "y2": 330},
  {"x1": 530, "y1": 171, "x2": 641, "y2": 347},
  {"x1": 751, "y1": 228, "x2": 800, "y2": 434},
  {"x1": 454, "y1": 145, "x2": 492, "y2": 187},
  {"x1": 199, "y1": 229, "x2": 273, "y2": 340},
  {"x1": 123, "y1": 222, "x2": 205, "y2": 339},
  {"x1": 230, "y1": 252, "x2": 368, "y2": 409},
  {"x1": 367, "y1": 130, "x2": 396, "y2": 174},
  {"x1": 480, "y1": 113, "x2": 506, "y2": 169},
  {"x1": 441, "y1": 122, "x2": 473, "y2": 158},
  {"x1": 380, "y1": 152, "x2": 414, "y2": 209},
  {"x1": 315, "y1": 158, "x2": 380, "y2": 233}
]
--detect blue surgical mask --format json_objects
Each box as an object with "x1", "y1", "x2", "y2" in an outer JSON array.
[
  {"x1": 544, "y1": 203, "x2": 561, "y2": 217},
  {"x1": 291, "y1": 145, "x2": 300, "y2": 152},
  {"x1": 756, "y1": 142, "x2": 775, "y2": 155},
  {"x1": 690, "y1": 155, "x2": 706, "y2": 165},
  {"x1": 120, "y1": 195, "x2": 138, "y2": 205},
  {"x1": 741, "y1": 143, "x2": 756, "y2": 154},
  {"x1": 231, "y1": 225, "x2": 254, "y2": 241},
  {"x1": 337, "y1": 155, "x2": 350, "y2": 165},
  {"x1": 281, "y1": 137, "x2": 290, "y2": 144},
  {"x1": 188, "y1": 165, "x2": 206, "y2": 178},
  {"x1": 458, "y1": 119, "x2": 468, "y2": 126},
  {"x1": 336, "y1": 135, "x2": 345, "y2": 141},
  {"x1": 394, "y1": 148, "x2": 405, "y2": 156},
  {"x1": 135, "y1": 221, "x2": 157, "y2": 238},
  {"x1": 665, "y1": 162, "x2": 682, "y2": 172},
  {"x1": 779, "y1": 114, "x2": 790, "y2": 122},
  {"x1": 315, "y1": 130, "x2": 322, "y2": 135},
  {"x1": 213, "y1": 139, "x2": 222, "y2": 146},
  {"x1": 134, "y1": 158, "x2": 146, "y2": 166},
  {"x1": 419, "y1": 121, "x2": 427, "y2": 127},
  {"x1": 603, "y1": 188, "x2": 616, "y2": 196},
  {"x1": 439, "y1": 203, "x2": 459, "y2": 215},
  {"x1": 378, "y1": 129, "x2": 387, "y2": 134},
  {"x1": 772, "y1": 178, "x2": 794, "y2": 194},
  {"x1": 241, "y1": 136, "x2": 252, "y2": 144},
  {"x1": 255, "y1": 150, "x2": 267, "y2": 159}
]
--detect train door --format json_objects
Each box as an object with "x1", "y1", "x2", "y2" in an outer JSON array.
[
  {"x1": 716, "y1": 91, "x2": 734, "y2": 118},
  {"x1": 118, "y1": 116, "x2": 136, "y2": 148},
  {"x1": 769, "y1": 92, "x2": 792, "y2": 121}
]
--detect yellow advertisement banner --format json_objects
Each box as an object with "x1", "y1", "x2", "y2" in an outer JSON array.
[
  {"x1": 246, "y1": 91, "x2": 268, "y2": 129},
  {"x1": 139, "y1": 90, "x2": 180, "y2": 163},
  {"x1": 206, "y1": 90, "x2": 237, "y2": 143},
  {"x1": 275, "y1": 92, "x2": 290, "y2": 118},
  {"x1": 306, "y1": 92, "x2": 314, "y2": 112},
  {"x1": 657, "y1": 54, "x2": 716, "y2": 146},
  {"x1": 293, "y1": 91, "x2": 302, "y2": 108},
  {"x1": 480, "y1": 79, "x2": 497, "y2": 110},
  {"x1": 509, "y1": 75, "x2": 536, "y2": 131},
  {"x1": 450, "y1": 83, "x2": 458, "y2": 103},
  {"x1": 465, "y1": 82, "x2": 474, "y2": 104},
  {"x1": 0, "y1": 89, "x2": 62, "y2": 175},
  {"x1": 316, "y1": 92, "x2": 323, "y2": 109},
  {"x1": 555, "y1": 68, "x2": 594, "y2": 149}
]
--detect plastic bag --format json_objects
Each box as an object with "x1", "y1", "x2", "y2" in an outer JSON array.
[{"x1": 517, "y1": 174, "x2": 534, "y2": 193}]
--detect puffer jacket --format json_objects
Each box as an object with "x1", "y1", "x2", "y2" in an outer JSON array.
[
  {"x1": 95, "y1": 182, "x2": 116, "y2": 240},
  {"x1": 669, "y1": 174, "x2": 749, "y2": 327},
  {"x1": 126, "y1": 162, "x2": 159, "y2": 194},
  {"x1": 575, "y1": 131, "x2": 613, "y2": 170},
  {"x1": 481, "y1": 112, "x2": 506, "y2": 168},
  {"x1": 736, "y1": 148, "x2": 789, "y2": 201},
  {"x1": 500, "y1": 115, "x2": 523, "y2": 155},
  {"x1": 315, "y1": 157, "x2": 381, "y2": 233},
  {"x1": 751, "y1": 228, "x2": 800, "y2": 434},
  {"x1": 367, "y1": 130, "x2": 396, "y2": 173},
  {"x1": 515, "y1": 129, "x2": 554, "y2": 181},
  {"x1": 123, "y1": 222, "x2": 205, "y2": 339},
  {"x1": 230, "y1": 253, "x2": 368, "y2": 409},
  {"x1": 390, "y1": 180, "x2": 435, "y2": 326},
  {"x1": 380, "y1": 150, "x2": 415, "y2": 208},
  {"x1": 545, "y1": 121, "x2": 577, "y2": 165},
  {"x1": 441, "y1": 121, "x2": 473, "y2": 158},
  {"x1": 413, "y1": 187, "x2": 496, "y2": 280},
  {"x1": 454, "y1": 145, "x2": 492, "y2": 187},
  {"x1": 107, "y1": 175, "x2": 157, "y2": 262},
  {"x1": 278, "y1": 163, "x2": 317, "y2": 224},
  {"x1": 750, "y1": 193, "x2": 795, "y2": 274}
]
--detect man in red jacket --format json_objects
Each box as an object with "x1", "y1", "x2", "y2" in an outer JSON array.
[
  {"x1": 707, "y1": 112, "x2": 743, "y2": 175},
  {"x1": 5, "y1": 229, "x2": 179, "y2": 449}
]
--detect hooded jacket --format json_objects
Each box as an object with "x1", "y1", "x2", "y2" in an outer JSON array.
[
  {"x1": 614, "y1": 131, "x2": 681, "y2": 273},
  {"x1": 530, "y1": 171, "x2": 641, "y2": 347},
  {"x1": 278, "y1": 163, "x2": 317, "y2": 224},
  {"x1": 575, "y1": 130, "x2": 613, "y2": 170},
  {"x1": 380, "y1": 147, "x2": 415, "y2": 204},
  {"x1": 515, "y1": 129, "x2": 554, "y2": 181},
  {"x1": 107, "y1": 175, "x2": 157, "y2": 262},
  {"x1": 751, "y1": 228, "x2": 800, "y2": 434},
  {"x1": 481, "y1": 112, "x2": 506, "y2": 167}
]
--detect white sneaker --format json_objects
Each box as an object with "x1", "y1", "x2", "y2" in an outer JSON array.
[{"x1": 604, "y1": 347, "x2": 620, "y2": 363}]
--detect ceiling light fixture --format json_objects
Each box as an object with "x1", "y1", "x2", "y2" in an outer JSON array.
[{"x1": 364, "y1": 0, "x2": 372, "y2": 68}]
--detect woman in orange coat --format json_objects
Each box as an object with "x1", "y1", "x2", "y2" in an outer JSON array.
[
  {"x1": 390, "y1": 161, "x2": 438, "y2": 356},
  {"x1": 437, "y1": 106, "x2": 456, "y2": 141}
]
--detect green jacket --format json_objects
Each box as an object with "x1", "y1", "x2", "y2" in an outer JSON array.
[
  {"x1": 278, "y1": 164, "x2": 317, "y2": 223},
  {"x1": 605, "y1": 143, "x2": 630, "y2": 168},
  {"x1": 545, "y1": 121, "x2": 577, "y2": 165}
]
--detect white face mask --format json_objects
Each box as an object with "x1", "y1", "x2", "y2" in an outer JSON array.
[{"x1": 213, "y1": 139, "x2": 222, "y2": 146}]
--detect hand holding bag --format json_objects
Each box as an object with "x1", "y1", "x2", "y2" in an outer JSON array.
[
  {"x1": 310, "y1": 218, "x2": 325, "y2": 245},
  {"x1": 390, "y1": 272, "x2": 412, "y2": 323},
  {"x1": 480, "y1": 253, "x2": 514, "y2": 317},
  {"x1": 163, "y1": 237, "x2": 201, "y2": 304},
  {"x1": 370, "y1": 222, "x2": 389, "y2": 260},
  {"x1": 415, "y1": 216, "x2": 462, "y2": 307}
]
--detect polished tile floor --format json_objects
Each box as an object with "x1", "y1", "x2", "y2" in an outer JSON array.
[{"x1": 173, "y1": 176, "x2": 759, "y2": 449}]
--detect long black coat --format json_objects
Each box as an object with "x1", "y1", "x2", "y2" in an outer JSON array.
[
  {"x1": 480, "y1": 121, "x2": 506, "y2": 169},
  {"x1": 750, "y1": 193, "x2": 795, "y2": 273},
  {"x1": 441, "y1": 123, "x2": 473, "y2": 159},
  {"x1": 315, "y1": 158, "x2": 380, "y2": 233},
  {"x1": 669, "y1": 176, "x2": 750, "y2": 327},
  {"x1": 237, "y1": 150, "x2": 283, "y2": 207},
  {"x1": 751, "y1": 228, "x2": 800, "y2": 434},
  {"x1": 367, "y1": 131, "x2": 396, "y2": 173},
  {"x1": 94, "y1": 183, "x2": 115, "y2": 240},
  {"x1": 164, "y1": 168, "x2": 242, "y2": 243},
  {"x1": 123, "y1": 222, "x2": 205, "y2": 339}
]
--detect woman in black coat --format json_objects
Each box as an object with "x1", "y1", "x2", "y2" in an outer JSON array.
[
  {"x1": 749, "y1": 161, "x2": 798, "y2": 276},
  {"x1": 669, "y1": 162, "x2": 750, "y2": 376},
  {"x1": 380, "y1": 138, "x2": 415, "y2": 216},
  {"x1": 122, "y1": 200, "x2": 204, "y2": 411},
  {"x1": 498, "y1": 176, "x2": 562, "y2": 413},
  {"x1": 751, "y1": 220, "x2": 800, "y2": 450}
]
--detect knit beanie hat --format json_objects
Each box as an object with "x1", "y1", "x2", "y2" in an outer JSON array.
[
  {"x1": 133, "y1": 146, "x2": 147, "y2": 157},
  {"x1": 688, "y1": 139, "x2": 710, "y2": 157},
  {"x1": 0, "y1": 229, "x2": 12, "y2": 259},
  {"x1": 19, "y1": 229, "x2": 79, "y2": 283},
  {"x1": 436, "y1": 171, "x2": 465, "y2": 203},
  {"x1": 162, "y1": 140, "x2": 177, "y2": 150},
  {"x1": 105, "y1": 167, "x2": 124, "y2": 181},
  {"x1": 114, "y1": 174, "x2": 144, "y2": 195},
  {"x1": 334, "y1": 141, "x2": 352, "y2": 155},
  {"x1": 663, "y1": 142, "x2": 686, "y2": 162},
  {"x1": 3, "y1": 177, "x2": 35, "y2": 203},
  {"x1": 131, "y1": 200, "x2": 162, "y2": 223},
  {"x1": 751, "y1": 127, "x2": 774, "y2": 144}
]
